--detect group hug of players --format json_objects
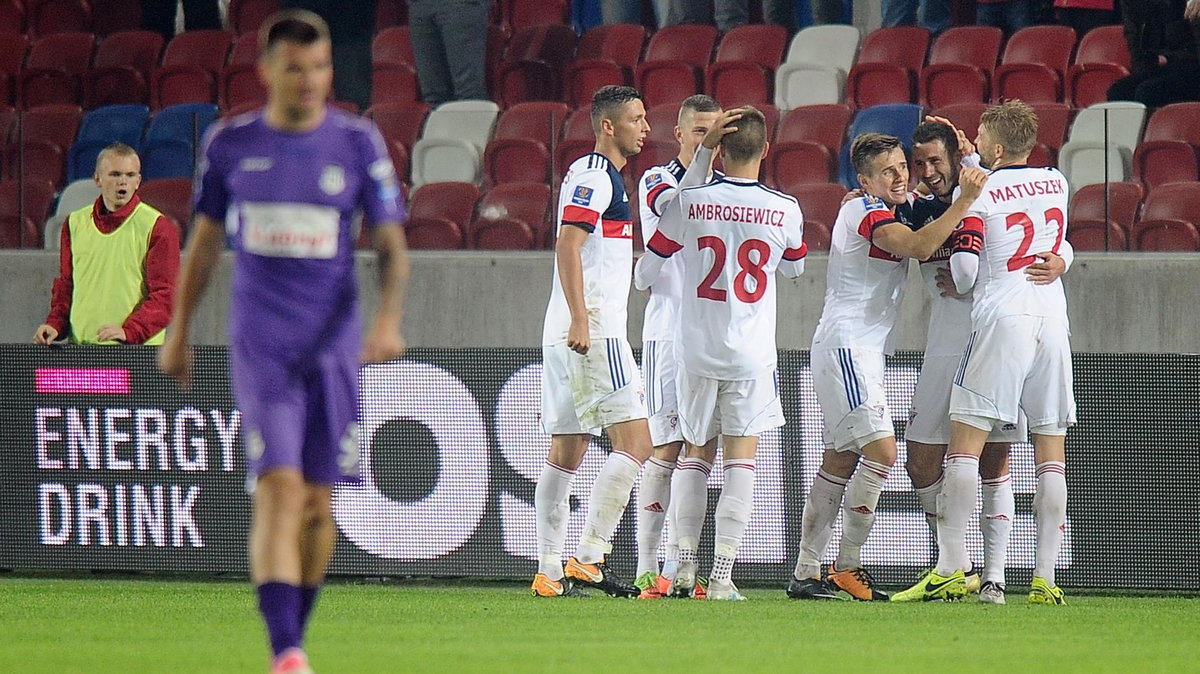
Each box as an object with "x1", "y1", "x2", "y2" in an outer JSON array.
[{"x1": 533, "y1": 85, "x2": 1075, "y2": 605}]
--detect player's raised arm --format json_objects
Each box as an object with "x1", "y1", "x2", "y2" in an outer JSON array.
[
  {"x1": 634, "y1": 199, "x2": 684, "y2": 291},
  {"x1": 158, "y1": 214, "x2": 225, "y2": 387},
  {"x1": 873, "y1": 166, "x2": 987, "y2": 260}
]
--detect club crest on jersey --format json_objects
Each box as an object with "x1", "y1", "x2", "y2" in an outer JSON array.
[
  {"x1": 320, "y1": 164, "x2": 346, "y2": 195},
  {"x1": 645, "y1": 173, "x2": 663, "y2": 188},
  {"x1": 572, "y1": 185, "x2": 594, "y2": 206}
]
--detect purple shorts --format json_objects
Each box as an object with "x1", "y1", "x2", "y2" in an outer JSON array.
[{"x1": 231, "y1": 341, "x2": 361, "y2": 485}]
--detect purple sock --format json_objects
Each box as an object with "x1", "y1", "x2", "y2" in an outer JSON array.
[
  {"x1": 299, "y1": 585, "x2": 321, "y2": 639},
  {"x1": 256, "y1": 582, "x2": 301, "y2": 656}
]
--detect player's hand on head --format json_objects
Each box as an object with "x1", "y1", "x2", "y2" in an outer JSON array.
[
  {"x1": 1025, "y1": 252, "x2": 1066, "y2": 285},
  {"x1": 935, "y1": 266, "x2": 969, "y2": 298},
  {"x1": 702, "y1": 107, "x2": 747, "y2": 149},
  {"x1": 33, "y1": 324, "x2": 58, "y2": 345},
  {"x1": 567, "y1": 319, "x2": 590, "y2": 355},
  {"x1": 158, "y1": 333, "x2": 193, "y2": 388},
  {"x1": 842, "y1": 188, "x2": 863, "y2": 205},
  {"x1": 957, "y1": 167, "x2": 987, "y2": 201},
  {"x1": 924, "y1": 114, "x2": 975, "y2": 156}
]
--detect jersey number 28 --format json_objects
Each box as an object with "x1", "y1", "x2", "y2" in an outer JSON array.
[{"x1": 697, "y1": 236, "x2": 770, "y2": 303}]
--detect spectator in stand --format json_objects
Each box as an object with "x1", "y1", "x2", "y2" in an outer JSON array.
[
  {"x1": 882, "y1": 0, "x2": 952, "y2": 35},
  {"x1": 667, "y1": 0, "x2": 798, "y2": 34},
  {"x1": 34, "y1": 143, "x2": 180, "y2": 346},
  {"x1": 141, "y1": 0, "x2": 220, "y2": 39},
  {"x1": 1055, "y1": 0, "x2": 1119, "y2": 37},
  {"x1": 976, "y1": 0, "x2": 1035, "y2": 36},
  {"x1": 1108, "y1": 0, "x2": 1200, "y2": 107},
  {"x1": 408, "y1": 0, "x2": 491, "y2": 106},
  {"x1": 812, "y1": 0, "x2": 848, "y2": 24}
]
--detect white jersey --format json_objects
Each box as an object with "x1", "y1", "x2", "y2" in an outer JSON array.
[
  {"x1": 952, "y1": 165, "x2": 1070, "y2": 329},
  {"x1": 542, "y1": 153, "x2": 635, "y2": 345},
  {"x1": 639, "y1": 158, "x2": 688, "y2": 342},
  {"x1": 646, "y1": 176, "x2": 805, "y2": 380},
  {"x1": 912, "y1": 193, "x2": 973, "y2": 357},
  {"x1": 811, "y1": 195, "x2": 915, "y2": 354}
]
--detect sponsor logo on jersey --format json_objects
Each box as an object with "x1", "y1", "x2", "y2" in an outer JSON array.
[
  {"x1": 645, "y1": 173, "x2": 663, "y2": 188},
  {"x1": 572, "y1": 185, "x2": 593, "y2": 206},
  {"x1": 239, "y1": 157, "x2": 273, "y2": 172},
  {"x1": 320, "y1": 164, "x2": 346, "y2": 195},
  {"x1": 1002, "y1": 423, "x2": 1017, "y2": 431}
]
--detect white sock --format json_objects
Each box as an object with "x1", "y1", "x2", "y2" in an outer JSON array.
[
  {"x1": 636, "y1": 457, "x2": 675, "y2": 577},
  {"x1": 671, "y1": 456, "x2": 712, "y2": 561},
  {"x1": 534, "y1": 461, "x2": 576, "y2": 578},
  {"x1": 915, "y1": 473, "x2": 943, "y2": 537},
  {"x1": 662, "y1": 496, "x2": 679, "y2": 579},
  {"x1": 1033, "y1": 461, "x2": 1067, "y2": 585},
  {"x1": 793, "y1": 469, "x2": 847, "y2": 579},
  {"x1": 935, "y1": 454, "x2": 979, "y2": 576},
  {"x1": 981, "y1": 474, "x2": 1014, "y2": 585},
  {"x1": 575, "y1": 451, "x2": 641, "y2": 564},
  {"x1": 711, "y1": 458, "x2": 755, "y2": 584},
  {"x1": 836, "y1": 459, "x2": 890, "y2": 571}
]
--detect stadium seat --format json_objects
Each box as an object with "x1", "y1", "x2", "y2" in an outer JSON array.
[
  {"x1": 1067, "y1": 25, "x2": 1131, "y2": 109},
  {"x1": 564, "y1": 23, "x2": 646, "y2": 109},
  {"x1": 20, "y1": 31, "x2": 94, "y2": 109},
  {"x1": 14, "y1": 103, "x2": 82, "y2": 153},
  {"x1": 483, "y1": 101, "x2": 568, "y2": 186},
  {"x1": 992, "y1": 25, "x2": 1077, "y2": 103},
  {"x1": 471, "y1": 181, "x2": 550, "y2": 246},
  {"x1": 645, "y1": 103, "x2": 681, "y2": 145},
  {"x1": 838, "y1": 103, "x2": 922, "y2": 187},
  {"x1": 561, "y1": 105, "x2": 594, "y2": 143},
  {"x1": 0, "y1": 32, "x2": 29, "y2": 108},
  {"x1": 919, "y1": 26, "x2": 1002, "y2": 109},
  {"x1": 0, "y1": 178, "x2": 55, "y2": 247},
  {"x1": 375, "y1": 0, "x2": 407, "y2": 30},
  {"x1": 140, "y1": 103, "x2": 219, "y2": 179},
  {"x1": 7, "y1": 104, "x2": 80, "y2": 186},
  {"x1": 1132, "y1": 220, "x2": 1200, "y2": 252},
  {"x1": 769, "y1": 103, "x2": 853, "y2": 186},
  {"x1": 929, "y1": 102, "x2": 987, "y2": 140},
  {"x1": 765, "y1": 141, "x2": 833, "y2": 190},
  {"x1": 845, "y1": 26, "x2": 930, "y2": 109},
  {"x1": 85, "y1": 30, "x2": 163, "y2": 109},
  {"x1": 790, "y1": 183, "x2": 847, "y2": 252},
  {"x1": 628, "y1": 140, "x2": 678, "y2": 184},
  {"x1": 152, "y1": 30, "x2": 234, "y2": 109},
  {"x1": 370, "y1": 25, "x2": 419, "y2": 107},
  {"x1": 372, "y1": 26, "x2": 414, "y2": 69},
  {"x1": 1132, "y1": 183, "x2": 1200, "y2": 252},
  {"x1": 410, "y1": 100, "x2": 499, "y2": 187},
  {"x1": 776, "y1": 103, "x2": 852, "y2": 160},
  {"x1": 405, "y1": 181, "x2": 481, "y2": 249},
  {"x1": 493, "y1": 24, "x2": 576, "y2": 107},
  {"x1": 705, "y1": 24, "x2": 789, "y2": 107},
  {"x1": 634, "y1": 24, "x2": 718, "y2": 109},
  {"x1": 1132, "y1": 102, "x2": 1200, "y2": 192},
  {"x1": 366, "y1": 101, "x2": 430, "y2": 184},
  {"x1": 1031, "y1": 101, "x2": 1072, "y2": 164},
  {"x1": 42, "y1": 177, "x2": 99, "y2": 249},
  {"x1": 0, "y1": 1, "x2": 23, "y2": 34},
  {"x1": 137, "y1": 177, "x2": 192, "y2": 233},
  {"x1": 0, "y1": 105, "x2": 16, "y2": 147},
  {"x1": 90, "y1": 0, "x2": 143, "y2": 36},
  {"x1": 1068, "y1": 181, "x2": 1143, "y2": 250},
  {"x1": 1058, "y1": 102, "x2": 1146, "y2": 193},
  {"x1": 775, "y1": 24, "x2": 861, "y2": 109},
  {"x1": 228, "y1": 31, "x2": 259, "y2": 67},
  {"x1": 506, "y1": 0, "x2": 568, "y2": 31},
  {"x1": 228, "y1": 0, "x2": 280, "y2": 35},
  {"x1": 1067, "y1": 219, "x2": 1127, "y2": 251},
  {"x1": 67, "y1": 103, "x2": 150, "y2": 182},
  {"x1": 220, "y1": 64, "x2": 266, "y2": 112},
  {"x1": 24, "y1": 0, "x2": 90, "y2": 37},
  {"x1": 553, "y1": 138, "x2": 594, "y2": 186}
]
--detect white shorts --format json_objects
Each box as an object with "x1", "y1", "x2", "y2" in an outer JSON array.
[
  {"x1": 677, "y1": 366, "x2": 784, "y2": 445},
  {"x1": 906, "y1": 353, "x2": 1027, "y2": 445},
  {"x1": 541, "y1": 339, "x2": 647, "y2": 436},
  {"x1": 811, "y1": 347, "x2": 894, "y2": 453},
  {"x1": 950, "y1": 315, "x2": 1076, "y2": 433},
  {"x1": 642, "y1": 339, "x2": 683, "y2": 446}
]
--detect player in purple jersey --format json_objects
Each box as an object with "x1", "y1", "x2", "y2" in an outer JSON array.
[{"x1": 159, "y1": 11, "x2": 410, "y2": 674}]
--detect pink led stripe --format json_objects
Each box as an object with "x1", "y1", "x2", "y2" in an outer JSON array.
[{"x1": 35, "y1": 367, "x2": 131, "y2": 394}]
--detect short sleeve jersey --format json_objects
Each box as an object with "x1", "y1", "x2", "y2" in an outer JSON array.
[
  {"x1": 811, "y1": 195, "x2": 916, "y2": 354},
  {"x1": 639, "y1": 159, "x2": 687, "y2": 342},
  {"x1": 912, "y1": 193, "x2": 973, "y2": 357},
  {"x1": 646, "y1": 177, "x2": 805, "y2": 380},
  {"x1": 952, "y1": 165, "x2": 1070, "y2": 329},
  {"x1": 542, "y1": 153, "x2": 635, "y2": 345},
  {"x1": 193, "y1": 109, "x2": 405, "y2": 357}
]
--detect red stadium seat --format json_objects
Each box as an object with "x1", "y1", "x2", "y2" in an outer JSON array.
[
  {"x1": 90, "y1": 0, "x2": 143, "y2": 36},
  {"x1": 553, "y1": 138, "x2": 594, "y2": 185},
  {"x1": 371, "y1": 62, "x2": 419, "y2": 107},
  {"x1": 86, "y1": 30, "x2": 164, "y2": 108},
  {"x1": 506, "y1": 0, "x2": 568, "y2": 31},
  {"x1": 1067, "y1": 219, "x2": 1127, "y2": 251},
  {"x1": 483, "y1": 101, "x2": 568, "y2": 185},
  {"x1": 929, "y1": 102, "x2": 987, "y2": 140},
  {"x1": 220, "y1": 64, "x2": 266, "y2": 111},
  {"x1": 367, "y1": 101, "x2": 431, "y2": 155},
  {"x1": 564, "y1": 23, "x2": 646, "y2": 109},
  {"x1": 471, "y1": 181, "x2": 550, "y2": 246},
  {"x1": 493, "y1": 24, "x2": 576, "y2": 107},
  {"x1": 1132, "y1": 183, "x2": 1200, "y2": 251},
  {"x1": 0, "y1": 1, "x2": 23, "y2": 34},
  {"x1": 404, "y1": 218, "x2": 464, "y2": 249},
  {"x1": 1132, "y1": 220, "x2": 1200, "y2": 252},
  {"x1": 1031, "y1": 102, "x2": 1071, "y2": 158},
  {"x1": 629, "y1": 140, "x2": 678, "y2": 184},
  {"x1": 152, "y1": 30, "x2": 234, "y2": 109},
  {"x1": 776, "y1": 103, "x2": 852, "y2": 158},
  {"x1": 1067, "y1": 25, "x2": 1130, "y2": 109},
  {"x1": 228, "y1": 31, "x2": 259, "y2": 67},
  {"x1": 790, "y1": 183, "x2": 847, "y2": 250},
  {"x1": 920, "y1": 26, "x2": 1002, "y2": 109},
  {"x1": 4, "y1": 140, "x2": 65, "y2": 187},
  {"x1": 0, "y1": 105, "x2": 16, "y2": 145},
  {"x1": 845, "y1": 26, "x2": 930, "y2": 109},
  {"x1": 765, "y1": 141, "x2": 833, "y2": 190},
  {"x1": 15, "y1": 103, "x2": 81, "y2": 152},
  {"x1": 1132, "y1": 102, "x2": 1200, "y2": 192},
  {"x1": 137, "y1": 177, "x2": 193, "y2": 233},
  {"x1": 409, "y1": 181, "x2": 480, "y2": 236},
  {"x1": 705, "y1": 24, "x2": 789, "y2": 107},
  {"x1": 228, "y1": 0, "x2": 280, "y2": 36},
  {"x1": 20, "y1": 32, "x2": 94, "y2": 109},
  {"x1": 472, "y1": 218, "x2": 535, "y2": 250},
  {"x1": 645, "y1": 103, "x2": 681, "y2": 145},
  {"x1": 635, "y1": 24, "x2": 718, "y2": 109},
  {"x1": 992, "y1": 25, "x2": 1077, "y2": 103},
  {"x1": 0, "y1": 178, "x2": 55, "y2": 247},
  {"x1": 0, "y1": 32, "x2": 28, "y2": 108},
  {"x1": 1069, "y1": 182, "x2": 1143, "y2": 247},
  {"x1": 25, "y1": 0, "x2": 90, "y2": 37},
  {"x1": 561, "y1": 105, "x2": 594, "y2": 142},
  {"x1": 372, "y1": 26, "x2": 414, "y2": 69},
  {"x1": 375, "y1": 0, "x2": 407, "y2": 31},
  {"x1": 483, "y1": 24, "x2": 510, "y2": 98}
]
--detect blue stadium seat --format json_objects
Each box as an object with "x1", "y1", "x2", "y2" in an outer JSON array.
[
  {"x1": 838, "y1": 103, "x2": 923, "y2": 188},
  {"x1": 140, "y1": 103, "x2": 219, "y2": 180},
  {"x1": 65, "y1": 104, "x2": 150, "y2": 183}
]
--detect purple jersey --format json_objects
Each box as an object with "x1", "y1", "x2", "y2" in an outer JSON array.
[{"x1": 194, "y1": 108, "x2": 405, "y2": 359}]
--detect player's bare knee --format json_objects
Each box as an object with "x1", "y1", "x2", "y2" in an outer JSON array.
[
  {"x1": 821, "y1": 448, "x2": 860, "y2": 479},
  {"x1": 652, "y1": 441, "x2": 684, "y2": 463},
  {"x1": 979, "y1": 443, "x2": 1011, "y2": 479},
  {"x1": 860, "y1": 436, "x2": 898, "y2": 467}
]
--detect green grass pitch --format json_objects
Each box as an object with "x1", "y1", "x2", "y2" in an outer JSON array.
[{"x1": 1, "y1": 577, "x2": 1197, "y2": 673}]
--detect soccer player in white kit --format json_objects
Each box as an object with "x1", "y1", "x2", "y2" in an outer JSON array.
[
  {"x1": 895, "y1": 100, "x2": 1075, "y2": 605},
  {"x1": 899, "y1": 118, "x2": 1071, "y2": 604},
  {"x1": 786, "y1": 133, "x2": 988, "y2": 601},
  {"x1": 636, "y1": 107, "x2": 806, "y2": 600},
  {"x1": 532, "y1": 85, "x2": 653, "y2": 598},
  {"x1": 633, "y1": 94, "x2": 725, "y2": 599}
]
